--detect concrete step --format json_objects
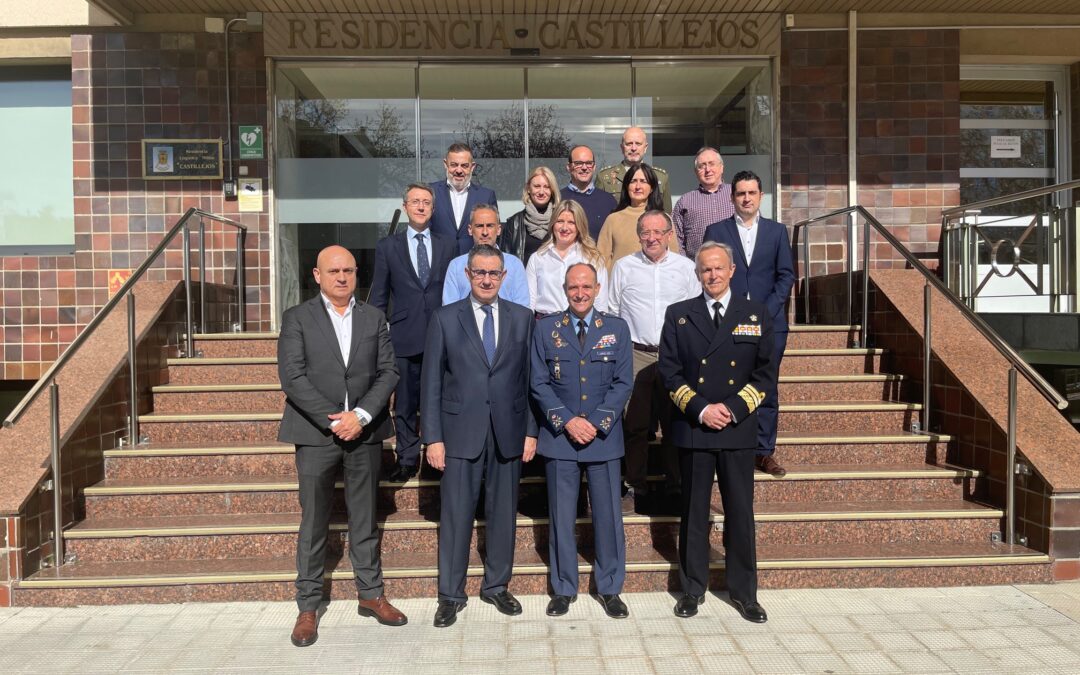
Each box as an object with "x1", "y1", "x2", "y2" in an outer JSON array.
[
  {"x1": 102, "y1": 432, "x2": 951, "y2": 480},
  {"x1": 63, "y1": 500, "x2": 1002, "y2": 563},
  {"x1": 132, "y1": 401, "x2": 921, "y2": 445},
  {"x1": 192, "y1": 332, "x2": 277, "y2": 358},
  {"x1": 14, "y1": 541, "x2": 1050, "y2": 606},
  {"x1": 83, "y1": 464, "x2": 979, "y2": 518}
]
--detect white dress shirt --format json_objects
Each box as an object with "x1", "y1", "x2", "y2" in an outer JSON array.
[
  {"x1": 525, "y1": 242, "x2": 609, "y2": 315},
  {"x1": 734, "y1": 212, "x2": 760, "y2": 265},
  {"x1": 609, "y1": 250, "x2": 701, "y2": 346},
  {"x1": 470, "y1": 295, "x2": 499, "y2": 349},
  {"x1": 699, "y1": 288, "x2": 734, "y2": 424},
  {"x1": 448, "y1": 181, "x2": 470, "y2": 228},
  {"x1": 405, "y1": 225, "x2": 432, "y2": 278},
  {"x1": 320, "y1": 293, "x2": 371, "y2": 425}
]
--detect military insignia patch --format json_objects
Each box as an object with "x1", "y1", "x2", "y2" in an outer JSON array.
[
  {"x1": 750, "y1": 314, "x2": 758, "y2": 322},
  {"x1": 552, "y1": 330, "x2": 566, "y2": 348},
  {"x1": 594, "y1": 316, "x2": 603, "y2": 327},
  {"x1": 733, "y1": 324, "x2": 763, "y2": 337},
  {"x1": 561, "y1": 315, "x2": 570, "y2": 325},
  {"x1": 549, "y1": 411, "x2": 564, "y2": 428},
  {"x1": 593, "y1": 334, "x2": 617, "y2": 349},
  {"x1": 678, "y1": 317, "x2": 687, "y2": 325},
  {"x1": 599, "y1": 415, "x2": 613, "y2": 432}
]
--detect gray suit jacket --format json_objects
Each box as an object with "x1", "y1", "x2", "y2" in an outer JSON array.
[{"x1": 277, "y1": 296, "x2": 399, "y2": 447}]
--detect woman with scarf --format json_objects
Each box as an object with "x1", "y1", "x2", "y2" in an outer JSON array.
[{"x1": 500, "y1": 166, "x2": 561, "y2": 265}]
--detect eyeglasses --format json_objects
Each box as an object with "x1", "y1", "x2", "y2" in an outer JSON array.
[
  {"x1": 569, "y1": 160, "x2": 595, "y2": 168},
  {"x1": 468, "y1": 268, "x2": 504, "y2": 279},
  {"x1": 639, "y1": 229, "x2": 671, "y2": 240},
  {"x1": 406, "y1": 199, "x2": 433, "y2": 207}
]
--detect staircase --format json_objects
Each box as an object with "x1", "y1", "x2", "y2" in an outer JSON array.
[{"x1": 13, "y1": 326, "x2": 1050, "y2": 605}]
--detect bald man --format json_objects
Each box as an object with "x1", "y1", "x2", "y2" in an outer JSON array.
[
  {"x1": 278, "y1": 245, "x2": 407, "y2": 647},
  {"x1": 596, "y1": 127, "x2": 672, "y2": 213}
]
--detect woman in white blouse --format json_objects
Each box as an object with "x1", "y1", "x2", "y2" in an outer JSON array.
[{"x1": 525, "y1": 199, "x2": 610, "y2": 315}]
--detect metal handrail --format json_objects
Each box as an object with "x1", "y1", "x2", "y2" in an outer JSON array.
[
  {"x1": 3, "y1": 207, "x2": 247, "y2": 428},
  {"x1": 941, "y1": 178, "x2": 1080, "y2": 217},
  {"x1": 794, "y1": 204, "x2": 1067, "y2": 412}
]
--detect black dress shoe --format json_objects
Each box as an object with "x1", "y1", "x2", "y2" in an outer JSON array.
[
  {"x1": 433, "y1": 600, "x2": 466, "y2": 627},
  {"x1": 480, "y1": 590, "x2": 522, "y2": 616},
  {"x1": 674, "y1": 594, "x2": 704, "y2": 618},
  {"x1": 546, "y1": 595, "x2": 576, "y2": 617},
  {"x1": 387, "y1": 464, "x2": 418, "y2": 483},
  {"x1": 597, "y1": 594, "x2": 629, "y2": 619},
  {"x1": 732, "y1": 599, "x2": 768, "y2": 623}
]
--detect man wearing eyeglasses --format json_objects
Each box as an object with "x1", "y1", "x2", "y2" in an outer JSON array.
[
  {"x1": 279, "y1": 245, "x2": 406, "y2": 647},
  {"x1": 561, "y1": 144, "x2": 617, "y2": 241},
  {"x1": 370, "y1": 183, "x2": 456, "y2": 484},
  {"x1": 429, "y1": 142, "x2": 500, "y2": 255},
  {"x1": 421, "y1": 243, "x2": 538, "y2": 627},
  {"x1": 596, "y1": 127, "x2": 672, "y2": 213},
  {"x1": 609, "y1": 210, "x2": 701, "y2": 513},
  {"x1": 441, "y1": 204, "x2": 529, "y2": 307},
  {"x1": 672, "y1": 147, "x2": 734, "y2": 259}
]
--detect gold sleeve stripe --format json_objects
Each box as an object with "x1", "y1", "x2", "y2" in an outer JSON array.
[
  {"x1": 738, "y1": 384, "x2": 766, "y2": 413},
  {"x1": 669, "y1": 385, "x2": 696, "y2": 413}
]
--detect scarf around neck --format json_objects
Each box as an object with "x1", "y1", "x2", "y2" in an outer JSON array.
[{"x1": 523, "y1": 201, "x2": 551, "y2": 240}]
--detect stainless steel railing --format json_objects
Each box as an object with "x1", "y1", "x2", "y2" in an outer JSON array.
[
  {"x1": 794, "y1": 205, "x2": 1068, "y2": 547},
  {"x1": 941, "y1": 179, "x2": 1079, "y2": 313},
  {"x1": 2, "y1": 208, "x2": 247, "y2": 566}
]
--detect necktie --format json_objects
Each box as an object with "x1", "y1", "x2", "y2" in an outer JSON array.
[
  {"x1": 415, "y1": 232, "x2": 430, "y2": 286},
  {"x1": 481, "y1": 304, "x2": 496, "y2": 365},
  {"x1": 577, "y1": 319, "x2": 587, "y2": 348},
  {"x1": 713, "y1": 302, "x2": 723, "y2": 329}
]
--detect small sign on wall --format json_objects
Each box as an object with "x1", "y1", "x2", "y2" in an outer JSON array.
[
  {"x1": 142, "y1": 139, "x2": 223, "y2": 179},
  {"x1": 990, "y1": 136, "x2": 1021, "y2": 159},
  {"x1": 108, "y1": 269, "x2": 132, "y2": 296},
  {"x1": 238, "y1": 125, "x2": 264, "y2": 160},
  {"x1": 238, "y1": 178, "x2": 263, "y2": 212}
]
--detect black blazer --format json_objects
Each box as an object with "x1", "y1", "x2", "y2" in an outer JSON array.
[
  {"x1": 420, "y1": 298, "x2": 538, "y2": 460},
  {"x1": 658, "y1": 294, "x2": 777, "y2": 450},
  {"x1": 277, "y1": 296, "x2": 399, "y2": 447},
  {"x1": 369, "y1": 228, "x2": 455, "y2": 358},
  {"x1": 428, "y1": 181, "x2": 499, "y2": 255}
]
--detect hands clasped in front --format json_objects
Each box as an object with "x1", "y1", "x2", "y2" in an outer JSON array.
[
  {"x1": 700, "y1": 402, "x2": 732, "y2": 430},
  {"x1": 327, "y1": 411, "x2": 363, "y2": 442}
]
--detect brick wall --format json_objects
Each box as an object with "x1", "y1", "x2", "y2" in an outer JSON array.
[
  {"x1": 855, "y1": 29, "x2": 960, "y2": 267},
  {"x1": 0, "y1": 31, "x2": 270, "y2": 382}
]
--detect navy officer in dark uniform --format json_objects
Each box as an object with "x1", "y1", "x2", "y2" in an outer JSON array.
[
  {"x1": 530, "y1": 262, "x2": 634, "y2": 618},
  {"x1": 657, "y1": 240, "x2": 778, "y2": 623}
]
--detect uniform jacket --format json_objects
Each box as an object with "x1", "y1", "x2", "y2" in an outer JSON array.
[
  {"x1": 428, "y1": 181, "x2": 499, "y2": 255},
  {"x1": 657, "y1": 294, "x2": 777, "y2": 450},
  {"x1": 368, "y1": 228, "x2": 455, "y2": 358},
  {"x1": 595, "y1": 162, "x2": 672, "y2": 214},
  {"x1": 702, "y1": 216, "x2": 796, "y2": 332},
  {"x1": 420, "y1": 297, "x2": 538, "y2": 460},
  {"x1": 530, "y1": 310, "x2": 634, "y2": 462},
  {"x1": 277, "y1": 296, "x2": 399, "y2": 447}
]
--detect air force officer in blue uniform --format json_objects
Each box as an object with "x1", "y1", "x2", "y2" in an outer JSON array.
[
  {"x1": 530, "y1": 263, "x2": 634, "y2": 619},
  {"x1": 421, "y1": 243, "x2": 537, "y2": 628}
]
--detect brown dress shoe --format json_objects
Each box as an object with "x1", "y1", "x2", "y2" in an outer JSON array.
[
  {"x1": 756, "y1": 455, "x2": 787, "y2": 477},
  {"x1": 290, "y1": 610, "x2": 318, "y2": 647},
  {"x1": 357, "y1": 595, "x2": 408, "y2": 626}
]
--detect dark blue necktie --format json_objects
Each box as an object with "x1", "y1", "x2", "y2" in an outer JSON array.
[
  {"x1": 481, "y1": 304, "x2": 496, "y2": 365},
  {"x1": 415, "y1": 232, "x2": 430, "y2": 286}
]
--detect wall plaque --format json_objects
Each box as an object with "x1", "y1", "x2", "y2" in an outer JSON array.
[{"x1": 142, "y1": 139, "x2": 223, "y2": 180}]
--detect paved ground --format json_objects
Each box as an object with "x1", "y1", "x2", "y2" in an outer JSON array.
[{"x1": 3, "y1": 583, "x2": 1080, "y2": 673}]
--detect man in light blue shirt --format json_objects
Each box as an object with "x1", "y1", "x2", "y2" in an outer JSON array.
[{"x1": 442, "y1": 204, "x2": 530, "y2": 307}]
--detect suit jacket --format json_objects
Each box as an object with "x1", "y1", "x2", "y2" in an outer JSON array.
[
  {"x1": 530, "y1": 310, "x2": 633, "y2": 462},
  {"x1": 420, "y1": 298, "x2": 538, "y2": 460},
  {"x1": 428, "y1": 181, "x2": 499, "y2": 255},
  {"x1": 368, "y1": 228, "x2": 455, "y2": 358},
  {"x1": 277, "y1": 296, "x2": 399, "y2": 447},
  {"x1": 702, "y1": 216, "x2": 796, "y2": 332},
  {"x1": 657, "y1": 295, "x2": 777, "y2": 450}
]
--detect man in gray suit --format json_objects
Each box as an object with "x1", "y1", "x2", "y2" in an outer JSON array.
[
  {"x1": 421, "y1": 243, "x2": 538, "y2": 627},
  {"x1": 278, "y1": 245, "x2": 407, "y2": 647}
]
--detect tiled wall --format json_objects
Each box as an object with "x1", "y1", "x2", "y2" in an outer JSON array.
[
  {"x1": 855, "y1": 29, "x2": 960, "y2": 269},
  {"x1": 0, "y1": 31, "x2": 270, "y2": 382}
]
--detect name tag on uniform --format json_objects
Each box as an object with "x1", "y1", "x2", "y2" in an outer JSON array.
[
  {"x1": 592, "y1": 333, "x2": 618, "y2": 349},
  {"x1": 733, "y1": 323, "x2": 762, "y2": 337}
]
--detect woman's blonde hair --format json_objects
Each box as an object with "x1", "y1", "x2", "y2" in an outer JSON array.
[
  {"x1": 522, "y1": 166, "x2": 562, "y2": 209},
  {"x1": 537, "y1": 199, "x2": 607, "y2": 267}
]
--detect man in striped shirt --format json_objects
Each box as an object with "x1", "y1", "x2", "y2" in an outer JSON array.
[{"x1": 672, "y1": 147, "x2": 734, "y2": 259}]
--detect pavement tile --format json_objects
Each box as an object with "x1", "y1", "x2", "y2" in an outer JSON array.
[
  {"x1": 910, "y1": 629, "x2": 961, "y2": 650},
  {"x1": 732, "y1": 633, "x2": 783, "y2": 653},
  {"x1": 650, "y1": 656, "x2": 701, "y2": 674},
  {"x1": 695, "y1": 654, "x2": 752, "y2": 673},
  {"x1": 744, "y1": 651, "x2": 804, "y2": 674},
  {"x1": 794, "y1": 653, "x2": 853, "y2": 673},
  {"x1": 824, "y1": 632, "x2": 880, "y2": 653},
  {"x1": 871, "y1": 632, "x2": 927, "y2": 652},
  {"x1": 598, "y1": 635, "x2": 649, "y2": 659},
  {"x1": 686, "y1": 634, "x2": 739, "y2": 655},
  {"x1": 642, "y1": 635, "x2": 693, "y2": 658},
  {"x1": 887, "y1": 650, "x2": 952, "y2": 673},
  {"x1": 840, "y1": 651, "x2": 902, "y2": 673},
  {"x1": 1032, "y1": 643, "x2": 1080, "y2": 667},
  {"x1": 556, "y1": 658, "x2": 600, "y2": 674},
  {"x1": 551, "y1": 637, "x2": 599, "y2": 658},
  {"x1": 955, "y1": 627, "x2": 1015, "y2": 649},
  {"x1": 776, "y1": 632, "x2": 832, "y2": 654},
  {"x1": 806, "y1": 614, "x2": 859, "y2": 633},
  {"x1": 934, "y1": 648, "x2": 1001, "y2": 672},
  {"x1": 601, "y1": 657, "x2": 655, "y2": 674}
]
